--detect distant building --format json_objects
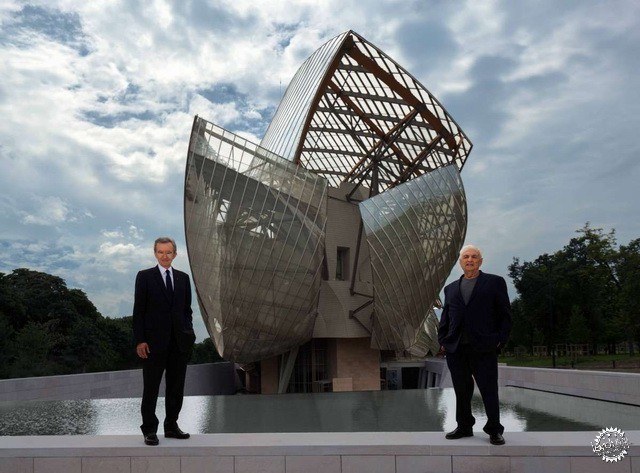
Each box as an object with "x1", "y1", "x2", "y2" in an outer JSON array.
[{"x1": 184, "y1": 30, "x2": 472, "y2": 394}]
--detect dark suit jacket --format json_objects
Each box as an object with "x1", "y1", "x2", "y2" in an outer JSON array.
[
  {"x1": 438, "y1": 271, "x2": 512, "y2": 353},
  {"x1": 133, "y1": 266, "x2": 196, "y2": 353}
]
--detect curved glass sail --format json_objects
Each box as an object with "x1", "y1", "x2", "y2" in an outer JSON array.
[
  {"x1": 185, "y1": 118, "x2": 327, "y2": 363},
  {"x1": 186, "y1": 30, "x2": 473, "y2": 362},
  {"x1": 261, "y1": 30, "x2": 472, "y2": 193},
  {"x1": 359, "y1": 165, "x2": 466, "y2": 353}
]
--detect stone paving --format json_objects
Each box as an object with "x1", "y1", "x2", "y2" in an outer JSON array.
[{"x1": 1, "y1": 430, "x2": 638, "y2": 473}]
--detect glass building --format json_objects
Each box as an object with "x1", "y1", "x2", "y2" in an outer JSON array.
[{"x1": 184, "y1": 31, "x2": 471, "y2": 394}]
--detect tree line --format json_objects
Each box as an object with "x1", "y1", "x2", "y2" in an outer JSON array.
[
  {"x1": 0, "y1": 269, "x2": 222, "y2": 379},
  {"x1": 4, "y1": 223, "x2": 637, "y2": 378},
  {"x1": 507, "y1": 224, "x2": 640, "y2": 355}
]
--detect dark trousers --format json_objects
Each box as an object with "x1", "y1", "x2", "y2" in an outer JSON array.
[
  {"x1": 445, "y1": 344, "x2": 503, "y2": 435},
  {"x1": 140, "y1": 336, "x2": 190, "y2": 434}
]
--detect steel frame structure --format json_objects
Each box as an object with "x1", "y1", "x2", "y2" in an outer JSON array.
[{"x1": 185, "y1": 31, "x2": 471, "y2": 363}]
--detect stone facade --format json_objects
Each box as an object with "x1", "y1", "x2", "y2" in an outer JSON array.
[{"x1": 329, "y1": 338, "x2": 380, "y2": 392}]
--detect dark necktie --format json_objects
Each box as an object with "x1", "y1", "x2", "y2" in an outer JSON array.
[{"x1": 165, "y1": 269, "x2": 173, "y2": 295}]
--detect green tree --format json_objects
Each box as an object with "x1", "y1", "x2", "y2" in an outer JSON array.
[
  {"x1": 509, "y1": 252, "x2": 565, "y2": 357},
  {"x1": 614, "y1": 238, "x2": 640, "y2": 354},
  {"x1": 0, "y1": 268, "x2": 140, "y2": 378},
  {"x1": 191, "y1": 337, "x2": 224, "y2": 364},
  {"x1": 8, "y1": 322, "x2": 56, "y2": 377},
  {"x1": 509, "y1": 224, "x2": 640, "y2": 357},
  {"x1": 508, "y1": 298, "x2": 544, "y2": 353},
  {"x1": 3, "y1": 269, "x2": 70, "y2": 328},
  {"x1": 566, "y1": 306, "x2": 590, "y2": 344},
  {"x1": 68, "y1": 288, "x2": 100, "y2": 321},
  {"x1": 0, "y1": 271, "x2": 27, "y2": 329},
  {"x1": 102, "y1": 316, "x2": 139, "y2": 370},
  {"x1": 563, "y1": 224, "x2": 619, "y2": 351},
  {"x1": 0, "y1": 313, "x2": 15, "y2": 378}
]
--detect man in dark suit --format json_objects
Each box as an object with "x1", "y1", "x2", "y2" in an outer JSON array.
[
  {"x1": 438, "y1": 244, "x2": 512, "y2": 445},
  {"x1": 133, "y1": 237, "x2": 196, "y2": 446}
]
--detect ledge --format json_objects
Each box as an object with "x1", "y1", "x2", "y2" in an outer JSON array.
[
  {"x1": 3, "y1": 431, "x2": 640, "y2": 456},
  {"x1": 0, "y1": 431, "x2": 640, "y2": 458}
]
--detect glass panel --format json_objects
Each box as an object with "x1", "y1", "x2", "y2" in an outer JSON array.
[
  {"x1": 186, "y1": 31, "x2": 472, "y2": 364},
  {"x1": 185, "y1": 118, "x2": 328, "y2": 363},
  {"x1": 359, "y1": 164, "x2": 466, "y2": 354},
  {"x1": 261, "y1": 31, "x2": 472, "y2": 192}
]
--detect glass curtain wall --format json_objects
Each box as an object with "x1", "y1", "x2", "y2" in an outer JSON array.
[
  {"x1": 184, "y1": 117, "x2": 328, "y2": 363},
  {"x1": 359, "y1": 164, "x2": 466, "y2": 354},
  {"x1": 261, "y1": 30, "x2": 472, "y2": 192},
  {"x1": 185, "y1": 30, "x2": 474, "y2": 363}
]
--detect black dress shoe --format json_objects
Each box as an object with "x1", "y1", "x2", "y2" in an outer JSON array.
[
  {"x1": 489, "y1": 433, "x2": 505, "y2": 445},
  {"x1": 164, "y1": 427, "x2": 190, "y2": 439},
  {"x1": 445, "y1": 427, "x2": 473, "y2": 439},
  {"x1": 144, "y1": 433, "x2": 159, "y2": 446}
]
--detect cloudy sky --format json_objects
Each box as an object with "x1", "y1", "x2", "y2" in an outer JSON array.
[{"x1": 1, "y1": 0, "x2": 639, "y2": 341}]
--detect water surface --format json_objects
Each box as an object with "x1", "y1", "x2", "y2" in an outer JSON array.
[{"x1": 1, "y1": 387, "x2": 637, "y2": 436}]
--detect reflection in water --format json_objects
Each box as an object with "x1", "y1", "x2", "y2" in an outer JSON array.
[
  {"x1": 206, "y1": 389, "x2": 447, "y2": 433},
  {"x1": 0, "y1": 387, "x2": 638, "y2": 436},
  {"x1": 0, "y1": 398, "x2": 143, "y2": 436}
]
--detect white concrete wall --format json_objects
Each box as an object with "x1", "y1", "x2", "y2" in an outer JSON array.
[
  {"x1": 499, "y1": 365, "x2": 640, "y2": 406},
  {"x1": 425, "y1": 358, "x2": 640, "y2": 406},
  {"x1": 313, "y1": 183, "x2": 374, "y2": 340},
  {"x1": 0, "y1": 431, "x2": 638, "y2": 473},
  {"x1": 0, "y1": 362, "x2": 237, "y2": 402}
]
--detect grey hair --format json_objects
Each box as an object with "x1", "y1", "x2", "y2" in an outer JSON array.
[
  {"x1": 154, "y1": 237, "x2": 177, "y2": 253},
  {"x1": 459, "y1": 244, "x2": 482, "y2": 258}
]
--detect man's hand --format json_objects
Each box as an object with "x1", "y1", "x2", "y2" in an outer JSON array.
[{"x1": 136, "y1": 342, "x2": 150, "y2": 359}]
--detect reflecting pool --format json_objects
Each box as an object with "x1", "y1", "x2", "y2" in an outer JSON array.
[{"x1": 1, "y1": 387, "x2": 638, "y2": 436}]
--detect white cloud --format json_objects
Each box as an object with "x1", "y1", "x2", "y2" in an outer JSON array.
[
  {"x1": 99, "y1": 241, "x2": 136, "y2": 256},
  {"x1": 21, "y1": 196, "x2": 71, "y2": 225},
  {"x1": 128, "y1": 225, "x2": 144, "y2": 240},
  {"x1": 102, "y1": 230, "x2": 124, "y2": 238},
  {"x1": 0, "y1": 0, "x2": 639, "y2": 339}
]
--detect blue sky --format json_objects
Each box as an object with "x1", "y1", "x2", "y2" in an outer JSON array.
[{"x1": 1, "y1": 1, "x2": 639, "y2": 341}]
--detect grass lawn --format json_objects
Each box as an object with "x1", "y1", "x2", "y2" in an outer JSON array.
[{"x1": 499, "y1": 353, "x2": 640, "y2": 372}]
